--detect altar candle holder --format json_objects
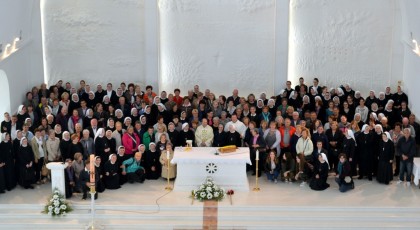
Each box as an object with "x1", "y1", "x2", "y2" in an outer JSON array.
[
  {"x1": 165, "y1": 151, "x2": 173, "y2": 191},
  {"x1": 253, "y1": 150, "x2": 260, "y2": 191}
]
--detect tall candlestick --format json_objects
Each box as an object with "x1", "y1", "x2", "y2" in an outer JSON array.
[
  {"x1": 256, "y1": 149, "x2": 259, "y2": 160},
  {"x1": 166, "y1": 150, "x2": 170, "y2": 159},
  {"x1": 89, "y1": 154, "x2": 95, "y2": 184}
]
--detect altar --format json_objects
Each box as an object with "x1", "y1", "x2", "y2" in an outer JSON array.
[
  {"x1": 413, "y1": 157, "x2": 420, "y2": 187},
  {"x1": 171, "y1": 147, "x2": 252, "y2": 191}
]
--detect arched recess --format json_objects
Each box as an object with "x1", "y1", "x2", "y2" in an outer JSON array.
[{"x1": 0, "y1": 69, "x2": 11, "y2": 121}]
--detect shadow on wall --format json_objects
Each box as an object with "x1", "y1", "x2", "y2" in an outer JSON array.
[{"x1": 0, "y1": 69, "x2": 10, "y2": 121}]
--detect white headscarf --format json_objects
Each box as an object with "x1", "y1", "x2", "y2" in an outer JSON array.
[
  {"x1": 362, "y1": 124, "x2": 369, "y2": 133},
  {"x1": 20, "y1": 137, "x2": 27, "y2": 146},
  {"x1": 347, "y1": 129, "x2": 357, "y2": 146},
  {"x1": 124, "y1": 117, "x2": 132, "y2": 124},
  {"x1": 138, "y1": 144, "x2": 145, "y2": 152},
  {"x1": 302, "y1": 95, "x2": 310, "y2": 103},
  {"x1": 375, "y1": 124, "x2": 383, "y2": 133},
  {"x1": 140, "y1": 115, "x2": 146, "y2": 125},
  {"x1": 371, "y1": 112, "x2": 378, "y2": 121},
  {"x1": 18, "y1": 105, "x2": 25, "y2": 115},
  {"x1": 115, "y1": 109, "x2": 123, "y2": 118},
  {"x1": 71, "y1": 93, "x2": 79, "y2": 103},
  {"x1": 157, "y1": 103, "x2": 166, "y2": 111},
  {"x1": 149, "y1": 142, "x2": 156, "y2": 150},
  {"x1": 279, "y1": 89, "x2": 285, "y2": 96},
  {"x1": 108, "y1": 153, "x2": 116, "y2": 162},
  {"x1": 107, "y1": 118, "x2": 114, "y2": 128},
  {"x1": 384, "y1": 131, "x2": 391, "y2": 142},
  {"x1": 320, "y1": 153, "x2": 330, "y2": 169},
  {"x1": 1, "y1": 133, "x2": 7, "y2": 143},
  {"x1": 86, "y1": 109, "x2": 93, "y2": 118},
  {"x1": 62, "y1": 131, "x2": 70, "y2": 141},
  {"x1": 117, "y1": 146, "x2": 125, "y2": 156},
  {"x1": 89, "y1": 91, "x2": 95, "y2": 99},
  {"x1": 257, "y1": 99, "x2": 264, "y2": 108},
  {"x1": 131, "y1": 108, "x2": 138, "y2": 116},
  {"x1": 94, "y1": 128, "x2": 104, "y2": 142},
  {"x1": 289, "y1": 91, "x2": 296, "y2": 99},
  {"x1": 103, "y1": 95, "x2": 110, "y2": 103},
  {"x1": 153, "y1": 96, "x2": 161, "y2": 105},
  {"x1": 94, "y1": 156, "x2": 100, "y2": 167},
  {"x1": 268, "y1": 99, "x2": 275, "y2": 108}
]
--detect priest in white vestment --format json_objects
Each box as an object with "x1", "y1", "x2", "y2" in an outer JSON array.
[{"x1": 195, "y1": 118, "x2": 214, "y2": 147}]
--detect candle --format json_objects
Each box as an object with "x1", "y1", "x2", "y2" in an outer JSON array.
[
  {"x1": 256, "y1": 150, "x2": 259, "y2": 160},
  {"x1": 89, "y1": 154, "x2": 95, "y2": 184},
  {"x1": 166, "y1": 150, "x2": 170, "y2": 159}
]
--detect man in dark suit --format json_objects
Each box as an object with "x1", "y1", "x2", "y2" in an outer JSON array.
[
  {"x1": 227, "y1": 89, "x2": 240, "y2": 106},
  {"x1": 77, "y1": 100, "x2": 89, "y2": 119},
  {"x1": 80, "y1": 130, "x2": 95, "y2": 159},
  {"x1": 115, "y1": 97, "x2": 130, "y2": 118},
  {"x1": 308, "y1": 78, "x2": 322, "y2": 95},
  {"x1": 87, "y1": 119, "x2": 99, "y2": 139},
  {"x1": 105, "y1": 83, "x2": 118, "y2": 105},
  {"x1": 79, "y1": 159, "x2": 98, "y2": 200},
  {"x1": 294, "y1": 77, "x2": 308, "y2": 94},
  {"x1": 95, "y1": 84, "x2": 106, "y2": 102},
  {"x1": 291, "y1": 111, "x2": 301, "y2": 127}
]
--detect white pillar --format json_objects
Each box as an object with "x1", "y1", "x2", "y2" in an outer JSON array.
[
  {"x1": 144, "y1": 0, "x2": 159, "y2": 90},
  {"x1": 46, "y1": 162, "x2": 68, "y2": 195},
  {"x1": 274, "y1": 0, "x2": 290, "y2": 95}
]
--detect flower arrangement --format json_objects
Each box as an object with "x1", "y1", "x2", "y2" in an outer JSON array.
[
  {"x1": 192, "y1": 177, "x2": 225, "y2": 202},
  {"x1": 43, "y1": 189, "x2": 73, "y2": 217}
]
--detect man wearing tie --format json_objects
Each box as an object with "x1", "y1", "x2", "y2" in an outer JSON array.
[
  {"x1": 77, "y1": 100, "x2": 89, "y2": 119},
  {"x1": 80, "y1": 129, "x2": 95, "y2": 159},
  {"x1": 87, "y1": 119, "x2": 98, "y2": 139}
]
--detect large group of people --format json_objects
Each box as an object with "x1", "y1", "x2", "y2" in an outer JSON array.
[{"x1": 0, "y1": 77, "x2": 419, "y2": 198}]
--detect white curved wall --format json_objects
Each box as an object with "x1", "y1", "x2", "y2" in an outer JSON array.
[
  {"x1": 288, "y1": 0, "x2": 398, "y2": 96},
  {"x1": 0, "y1": 70, "x2": 10, "y2": 121},
  {"x1": 42, "y1": 0, "x2": 147, "y2": 88},
  {"x1": 159, "y1": 0, "x2": 277, "y2": 97}
]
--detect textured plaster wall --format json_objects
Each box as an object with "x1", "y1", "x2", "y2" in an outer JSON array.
[
  {"x1": 400, "y1": 0, "x2": 420, "y2": 117},
  {"x1": 159, "y1": 0, "x2": 276, "y2": 97},
  {"x1": 288, "y1": 0, "x2": 397, "y2": 96},
  {"x1": 42, "y1": 0, "x2": 146, "y2": 88},
  {"x1": 0, "y1": 0, "x2": 44, "y2": 115}
]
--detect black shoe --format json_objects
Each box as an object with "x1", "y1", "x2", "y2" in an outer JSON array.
[
  {"x1": 393, "y1": 172, "x2": 399, "y2": 176},
  {"x1": 252, "y1": 172, "x2": 256, "y2": 175},
  {"x1": 82, "y1": 197, "x2": 86, "y2": 200},
  {"x1": 358, "y1": 176, "x2": 363, "y2": 180},
  {"x1": 0, "y1": 191, "x2": 5, "y2": 194},
  {"x1": 368, "y1": 177, "x2": 372, "y2": 181},
  {"x1": 128, "y1": 180, "x2": 134, "y2": 184}
]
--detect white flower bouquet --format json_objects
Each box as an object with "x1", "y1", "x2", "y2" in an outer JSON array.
[
  {"x1": 43, "y1": 188, "x2": 72, "y2": 217},
  {"x1": 191, "y1": 177, "x2": 225, "y2": 202}
]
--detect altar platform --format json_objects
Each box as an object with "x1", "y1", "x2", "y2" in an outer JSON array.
[{"x1": 0, "y1": 172, "x2": 419, "y2": 229}]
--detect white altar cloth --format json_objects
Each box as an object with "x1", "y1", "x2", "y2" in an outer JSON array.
[
  {"x1": 413, "y1": 158, "x2": 420, "y2": 186},
  {"x1": 171, "y1": 147, "x2": 251, "y2": 191}
]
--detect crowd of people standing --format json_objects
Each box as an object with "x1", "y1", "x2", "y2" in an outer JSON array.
[{"x1": 0, "y1": 77, "x2": 418, "y2": 198}]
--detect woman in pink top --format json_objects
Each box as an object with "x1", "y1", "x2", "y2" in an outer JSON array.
[{"x1": 122, "y1": 126, "x2": 141, "y2": 155}]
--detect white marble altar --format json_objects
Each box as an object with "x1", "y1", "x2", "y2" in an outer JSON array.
[
  {"x1": 171, "y1": 147, "x2": 251, "y2": 191},
  {"x1": 46, "y1": 162, "x2": 68, "y2": 195}
]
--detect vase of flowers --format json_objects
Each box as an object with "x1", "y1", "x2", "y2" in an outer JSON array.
[
  {"x1": 43, "y1": 188, "x2": 73, "y2": 217},
  {"x1": 192, "y1": 177, "x2": 225, "y2": 202}
]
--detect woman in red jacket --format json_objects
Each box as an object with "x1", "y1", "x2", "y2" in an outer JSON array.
[{"x1": 122, "y1": 126, "x2": 141, "y2": 156}]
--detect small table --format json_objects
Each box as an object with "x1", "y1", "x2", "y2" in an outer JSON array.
[
  {"x1": 171, "y1": 147, "x2": 252, "y2": 191},
  {"x1": 413, "y1": 157, "x2": 420, "y2": 188}
]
